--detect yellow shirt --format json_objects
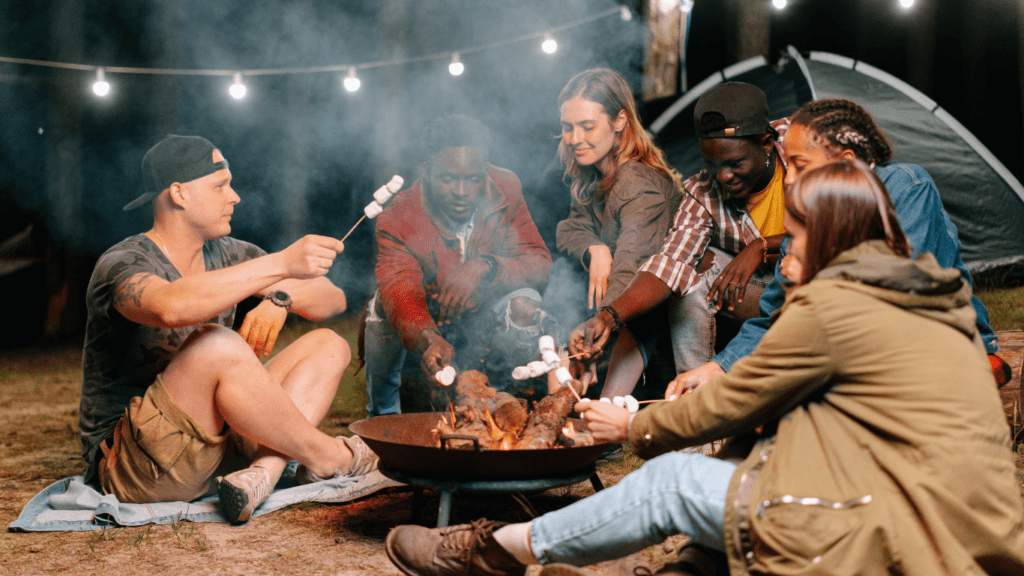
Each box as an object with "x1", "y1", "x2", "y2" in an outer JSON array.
[{"x1": 746, "y1": 162, "x2": 786, "y2": 237}]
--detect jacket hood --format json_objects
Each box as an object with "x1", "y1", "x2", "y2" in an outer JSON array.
[{"x1": 811, "y1": 240, "x2": 979, "y2": 341}]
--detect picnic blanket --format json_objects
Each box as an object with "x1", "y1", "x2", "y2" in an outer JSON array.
[{"x1": 9, "y1": 462, "x2": 403, "y2": 532}]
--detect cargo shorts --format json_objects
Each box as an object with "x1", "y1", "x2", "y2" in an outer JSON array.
[{"x1": 98, "y1": 375, "x2": 254, "y2": 503}]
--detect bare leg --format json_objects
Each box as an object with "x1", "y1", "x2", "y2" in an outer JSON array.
[
  {"x1": 601, "y1": 327, "x2": 645, "y2": 399},
  {"x1": 161, "y1": 325, "x2": 353, "y2": 483}
]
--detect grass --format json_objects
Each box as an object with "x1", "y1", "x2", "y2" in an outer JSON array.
[{"x1": 977, "y1": 287, "x2": 1024, "y2": 331}]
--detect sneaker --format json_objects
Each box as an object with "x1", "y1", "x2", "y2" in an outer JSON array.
[
  {"x1": 990, "y1": 354, "x2": 1012, "y2": 388},
  {"x1": 217, "y1": 465, "x2": 272, "y2": 524},
  {"x1": 649, "y1": 544, "x2": 726, "y2": 576},
  {"x1": 385, "y1": 519, "x2": 526, "y2": 576},
  {"x1": 295, "y1": 435, "x2": 380, "y2": 485}
]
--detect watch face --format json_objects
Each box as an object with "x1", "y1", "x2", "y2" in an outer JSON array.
[{"x1": 268, "y1": 290, "x2": 292, "y2": 308}]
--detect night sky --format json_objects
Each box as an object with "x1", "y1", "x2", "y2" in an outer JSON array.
[{"x1": 1, "y1": 0, "x2": 1021, "y2": 346}]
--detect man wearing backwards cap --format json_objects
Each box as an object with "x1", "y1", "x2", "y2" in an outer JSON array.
[
  {"x1": 79, "y1": 135, "x2": 379, "y2": 524},
  {"x1": 570, "y1": 82, "x2": 787, "y2": 379}
]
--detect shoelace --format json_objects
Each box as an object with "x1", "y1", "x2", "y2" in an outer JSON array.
[
  {"x1": 241, "y1": 467, "x2": 271, "y2": 503},
  {"x1": 439, "y1": 520, "x2": 494, "y2": 562}
]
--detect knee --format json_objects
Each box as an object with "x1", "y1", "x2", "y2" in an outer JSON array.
[
  {"x1": 182, "y1": 324, "x2": 252, "y2": 362},
  {"x1": 307, "y1": 329, "x2": 352, "y2": 366},
  {"x1": 509, "y1": 296, "x2": 541, "y2": 327}
]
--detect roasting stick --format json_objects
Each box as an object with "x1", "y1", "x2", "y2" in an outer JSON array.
[{"x1": 339, "y1": 215, "x2": 365, "y2": 243}]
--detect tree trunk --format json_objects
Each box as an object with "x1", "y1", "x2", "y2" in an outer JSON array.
[
  {"x1": 643, "y1": 0, "x2": 681, "y2": 101},
  {"x1": 735, "y1": 0, "x2": 769, "y2": 61}
]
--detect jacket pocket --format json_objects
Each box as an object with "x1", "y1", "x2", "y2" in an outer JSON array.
[{"x1": 753, "y1": 494, "x2": 873, "y2": 563}]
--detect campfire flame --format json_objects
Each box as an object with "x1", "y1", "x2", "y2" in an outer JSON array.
[
  {"x1": 483, "y1": 405, "x2": 516, "y2": 450},
  {"x1": 562, "y1": 421, "x2": 575, "y2": 438}
]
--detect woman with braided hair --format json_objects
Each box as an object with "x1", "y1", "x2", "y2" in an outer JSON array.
[{"x1": 668, "y1": 97, "x2": 1006, "y2": 396}]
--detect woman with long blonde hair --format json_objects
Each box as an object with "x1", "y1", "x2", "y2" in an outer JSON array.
[{"x1": 549, "y1": 68, "x2": 682, "y2": 397}]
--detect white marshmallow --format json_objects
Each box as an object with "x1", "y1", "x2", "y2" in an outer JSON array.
[
  {"x1": 435, "y1": 366, "x2": 456, "y2": 386},
  {"x1": 364, "y1": 201, "x2": 384, "y2": 219},
  {"x1": 538, "y1": 335, "x2": 556, "y2": 354},
  {"x1": 599, "y1": 397, "x2": 611, "y2": 403},
  {"x1": 624, "y1": 395, "x2": 639, "y2": 413},
  {"x1": 373, "y1": 185, "x2": 393, "y2": 205},
  {"x1": 541, "y1": 350, "x2": 561, "y2": 368},
  {"x1": 579, "y1": 398, "x2": 591, "y2": 403},
  {"x1": 526, "y1": 360, "x2": 550, "y2": 377},
  {"x1": 512, "y1": 366, "x2": 532, "y2": 380},
  {"x1": 554, "y1": 367, "x2": 573, "y2": 386},
  {"x1": 386, "y1": 175, "x2": 404, "y2": 193},
  {"x1": 612, "y1": 396, "x2": 625, "y2": 408}
]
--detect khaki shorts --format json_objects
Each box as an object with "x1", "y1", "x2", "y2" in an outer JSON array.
[{"x1": 98, "y1": 375, "x2": 254, "y2": 503}]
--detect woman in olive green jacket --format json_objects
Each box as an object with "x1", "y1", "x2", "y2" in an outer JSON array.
[{"x1": 384, "y1": 159, "x2": 1024, "y2": 576}]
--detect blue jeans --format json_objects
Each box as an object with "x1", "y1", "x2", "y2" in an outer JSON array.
[
  {"x1": 668, "y1": 246, "x2": 769, "y2": 373},
  {"x1": 530, "y1": 452, "x2": 735, "y2": 566}
]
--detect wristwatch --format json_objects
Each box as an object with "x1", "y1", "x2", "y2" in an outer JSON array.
[{"x1": 265, "y1": 290, "x2": 292, "y2": 311}]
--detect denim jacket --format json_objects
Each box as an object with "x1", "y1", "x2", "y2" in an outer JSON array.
[{"x1": 714, "y1": 161, "x2": 998, "y2": 371}]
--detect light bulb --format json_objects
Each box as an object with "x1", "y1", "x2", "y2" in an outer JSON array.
[
  {"x1": 343, "y1": 68, "x2": 361, "y2": 92},
  {"x1": 448, "y1": 53, "x2": 464, "y2": 76},
  {"x1": 92, "y1": 68, "x2": 110, "y2": 97},
  {"x1": 899, "y1": 0, "x2": 914, "y2": 7},
  {"x1": 541, "y1": 37, "x2": 557, "y2": 54},
  {"x1": 620, "y1": 6, "x2": 633, "y2": 21},
  {"x1": 773, "y1": 0, "x2": 787, "y2": 9},
  {"x1": 229, "y1": 73, "x2": 247, "y2": 100}
]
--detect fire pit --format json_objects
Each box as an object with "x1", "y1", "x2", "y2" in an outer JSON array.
[{"x1": 349, "y1": 413, "x2": 610, "y2": 526}]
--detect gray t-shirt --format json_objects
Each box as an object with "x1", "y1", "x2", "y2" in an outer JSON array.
[{"x1": 79, "y1": 233, "x2": 266, "y2": 482}]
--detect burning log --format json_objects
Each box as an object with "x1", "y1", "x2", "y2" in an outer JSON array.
[
  {"x1": 514, "y1": 386, "x2": 576, "y2": 450},
  {"x1": 433, "y1": 370, "x2": 591, "y2": 451}
]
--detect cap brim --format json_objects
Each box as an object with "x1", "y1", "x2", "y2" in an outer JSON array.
[{"x1": 123, "y1": 191, "x2": 158, "y2": 211}]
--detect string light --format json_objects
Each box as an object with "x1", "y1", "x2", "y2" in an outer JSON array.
[
  {"x1": 343, "y1": 67, "x2": 361, "y2": 92},
  {"x1": 899, "y1": 0, "x2": 914, "y2": 8},
  {"x1": 448, "y1": 53, "x2": 464, "y2": 76},
  {"x1": 541, "y1": 35, "x2": 558, "y2": 54},
  {"x1": 92, "y1": 68, "x2": 110, "y2": 97},
  {"x1": 228, "y1": 72, "x2": 247, "y2": 99},
  {"x1": 0, "y1": 5, "x2": 626, "y2": 99},
  {"x1": 772, "y1": 0, "x2": 787, "y2": 9}
]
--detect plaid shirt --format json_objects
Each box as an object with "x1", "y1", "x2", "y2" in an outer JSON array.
[{"x1": 639, "y1": 119, "x2": 790, "y2": 297}]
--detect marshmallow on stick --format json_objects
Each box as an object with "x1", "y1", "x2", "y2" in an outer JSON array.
[
  {"x1": 435, "y1": 365, "x2": 457, "y2": 386},
  {"x1": 341, "y1": 175, "x2": 404, "y2": 242}
]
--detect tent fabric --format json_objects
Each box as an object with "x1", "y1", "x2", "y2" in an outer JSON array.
[{"x1": 645, "y1": 46, "x2": 1024, "y2": 280}]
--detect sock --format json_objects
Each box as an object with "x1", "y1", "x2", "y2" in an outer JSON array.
[{"x1": 492, "y1": 522, "x2": 539, "y2": 566}]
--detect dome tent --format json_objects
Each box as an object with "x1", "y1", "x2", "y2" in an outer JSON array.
[{"x1": 645, "y1": 46, "x2": 1024, "y2": 281}]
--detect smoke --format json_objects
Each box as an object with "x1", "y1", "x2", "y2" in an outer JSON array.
[{"x1": 1, "y1": 0, "x2": 644, "y2": 316}]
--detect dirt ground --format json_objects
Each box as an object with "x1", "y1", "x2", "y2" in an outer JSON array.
[
  {"x1": 0, "y1": 342, "x2": 686, "y2": 576},
  {"x1": 2, "y1": 331, "x2": 1022, "y2": 576}
]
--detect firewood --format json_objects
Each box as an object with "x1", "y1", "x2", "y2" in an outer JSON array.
[
  {"x1": 493, "y1": 392, "x2": 528, "y2": 437},
  {"x1": 514, "y1": 387, "x2": 576, "y2": 450}
]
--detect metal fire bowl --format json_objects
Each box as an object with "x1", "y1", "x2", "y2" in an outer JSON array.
[{"x1": 349, "y1": 412, "x2": 612, "y2": 480}]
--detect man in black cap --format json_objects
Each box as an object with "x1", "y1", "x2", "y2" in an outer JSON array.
[
  {"x1": 569, "y1": 82, "x2": 787, "y2": 380},
  {"x1": 79, "y1": 135, "x2": 378, "y2": 524}
]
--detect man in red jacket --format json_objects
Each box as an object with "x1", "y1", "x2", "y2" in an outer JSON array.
[{"x1": 364, "y1": 115, "x2": 553, "y2": 415}]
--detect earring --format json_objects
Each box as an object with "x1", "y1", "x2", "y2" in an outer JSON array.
[{"x1": 765, "y1": 152, "x2": 772, "y2": 171}]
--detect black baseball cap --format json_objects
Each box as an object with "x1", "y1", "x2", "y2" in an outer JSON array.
[
  {"x1": 694, "y1": 82, "x2": 771, "y2": 139},
  {"x1": 123, "y1": 135, "x2": 229, "y2": 211}
]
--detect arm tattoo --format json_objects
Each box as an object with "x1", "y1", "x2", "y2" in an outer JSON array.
[{"x1": 114, "y1": 273, "x2": 153, "y2": 311}]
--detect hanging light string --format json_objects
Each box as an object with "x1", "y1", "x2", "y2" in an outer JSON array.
[{"x1": 0, "y1": 6, "x2": 625, "y2": 79}]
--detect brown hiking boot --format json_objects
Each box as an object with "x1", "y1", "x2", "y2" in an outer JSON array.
[{"x1": 385, "y1": 519, "x2": 527, "y2": 576}]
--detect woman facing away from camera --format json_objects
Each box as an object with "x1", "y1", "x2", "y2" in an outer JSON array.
[
  {"x1": 544, "y1": 67, "x2": 682, "y2": 397},
  {"x1": 385, "y1": 158, "x2": 1024, "y2": 576}
]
